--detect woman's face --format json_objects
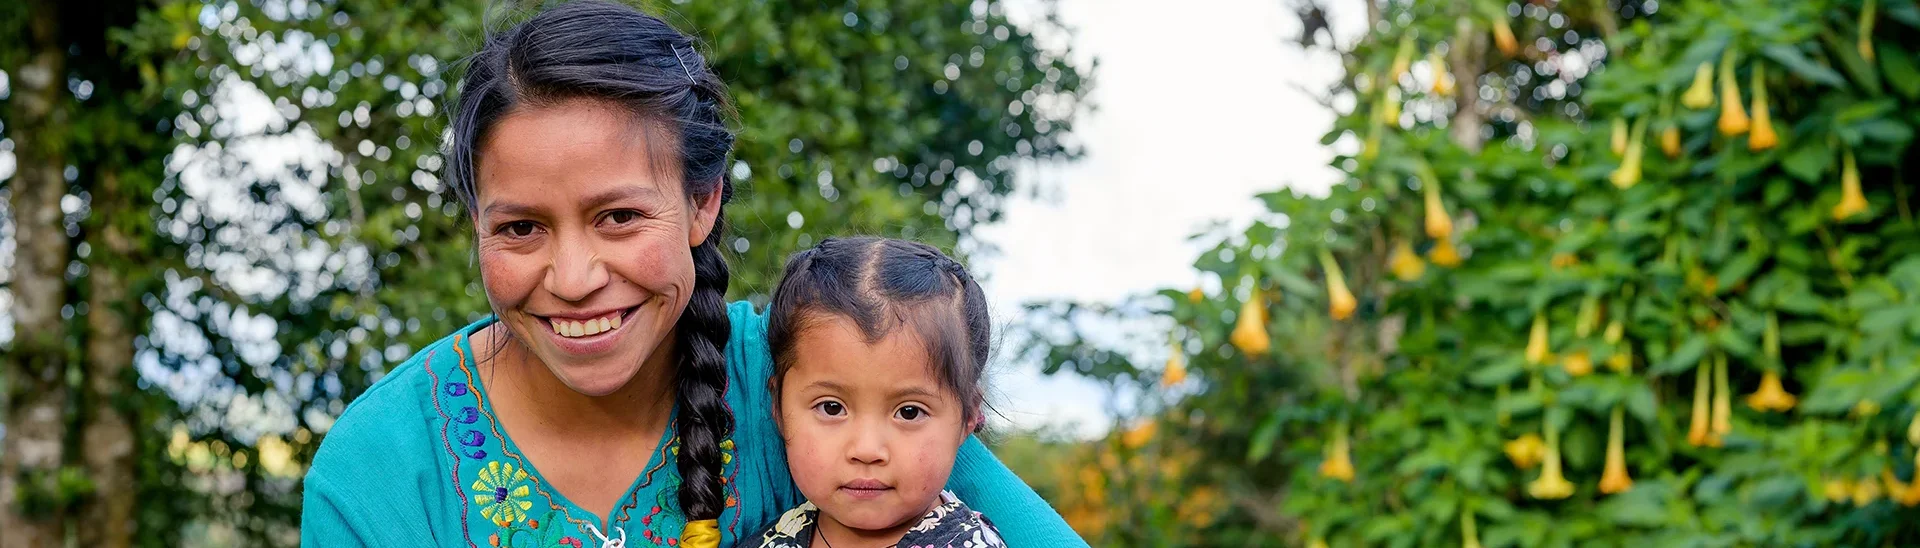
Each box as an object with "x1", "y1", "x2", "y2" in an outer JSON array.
[{"x1": 474, "y1": 99, "x2": 719, "y2": 396}]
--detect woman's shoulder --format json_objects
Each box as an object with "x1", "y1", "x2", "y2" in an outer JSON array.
[
  {"x1": 309, "y1": 320, "x2": 489, "y2": 477},
  {"x1": 725, "y1": 300, "x2": 771, "y2": 380}
]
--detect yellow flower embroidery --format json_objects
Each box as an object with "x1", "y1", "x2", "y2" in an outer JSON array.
[{"x1": 472, "y1": 460, "x2": 535, "y2": 526}]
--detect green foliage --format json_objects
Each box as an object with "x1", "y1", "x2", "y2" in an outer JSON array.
[{"x1": 1036, "y1": 0, "x2": 1920, "y2": 545}]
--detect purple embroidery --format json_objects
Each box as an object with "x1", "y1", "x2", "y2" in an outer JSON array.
[
  {"x1": 456, "y1": 407, "x2": 480, "y2": 424},
  {"x1": 461, "y1": 429, "x2": 487, "y2": 446},
  {"x1": 445, "y1": 382, "x2": 469, "y2": 397},
  {"x1": 494, "y1": 486, "x2": 510, "y2": 503},
  {"x1": 465, "y1": 448, "x2": 488, "y2": 460}
]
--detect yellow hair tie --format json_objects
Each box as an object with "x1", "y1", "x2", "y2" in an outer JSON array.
[{"x1": 679, "y1": 519, "x2": 721, "y2": 548}]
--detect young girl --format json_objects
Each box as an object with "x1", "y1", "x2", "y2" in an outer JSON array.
[{"x1": 750, "y1": 237, "x2": 1007, "y2": 548}]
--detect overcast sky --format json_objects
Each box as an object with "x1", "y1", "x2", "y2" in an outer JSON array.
[{"x1": 978, "y1": 0, "x2": 1365, "y2": 437}]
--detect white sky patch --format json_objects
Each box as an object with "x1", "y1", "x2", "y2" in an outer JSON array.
[{"x1": 978, "y1": 0, "x2": 1366, "y2": 439}]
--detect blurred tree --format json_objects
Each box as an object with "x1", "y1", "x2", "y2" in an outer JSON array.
[
  {"x1": 1024, "y1": 0, "x2": 1920, "y2": 545},
  {"x1": 0, "y1": 0, "x2": 1089, "y2": 546}
]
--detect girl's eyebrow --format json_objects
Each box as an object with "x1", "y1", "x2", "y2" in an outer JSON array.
[{"x1": 886, "y1": 386, "x2": 940, "y2": 401}]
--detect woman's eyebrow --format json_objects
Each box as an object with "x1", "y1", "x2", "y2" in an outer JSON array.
[
  {"x1": 580, "y1": 186, "x2": 662, "y2": 211},
  {"x1": 482, "y1": 201, "x2": 541, "y2": 220}
]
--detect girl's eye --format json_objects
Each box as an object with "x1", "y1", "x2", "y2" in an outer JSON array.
[
  {"x1": 606, "y1": 210, "x2": 640, "y2": 225},
  {"x1": 501, "y1": 221, "x2": 538, "y2": 238},
  {"x1": 815, "y1": 401, "x2": 845, "y2": 417},
  {"x1": 896, "y1": 405, "x2": 925, "y2": 421}
]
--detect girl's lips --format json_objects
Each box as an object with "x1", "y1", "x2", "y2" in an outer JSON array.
[{"x1": 838, "y1": 479, "x2": 893, "y2": 500}]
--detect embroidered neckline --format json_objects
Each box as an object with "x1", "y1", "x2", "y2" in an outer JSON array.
[{"x1": 452, "y1": 333, "x2": 676, "y2": 538}]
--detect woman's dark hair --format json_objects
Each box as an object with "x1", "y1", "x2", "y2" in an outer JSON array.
[
  {"x1": 444, "y1": 0, "x2": 735, "y2": 526},
  {"x1": 766, "y1": 237, "x2": 992, "y2": 429}
]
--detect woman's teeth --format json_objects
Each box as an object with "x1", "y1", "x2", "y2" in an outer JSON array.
[{"x1": 550, "y1": 314, "x2": 621, "y2": 338}]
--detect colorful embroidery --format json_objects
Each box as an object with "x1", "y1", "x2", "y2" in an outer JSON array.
[
  {"x1": 474, "y1": 461, "x2": 536, "y2": 526},
  {"x1": 438, "y1": 332, "x2": 743, "y2": 547}
]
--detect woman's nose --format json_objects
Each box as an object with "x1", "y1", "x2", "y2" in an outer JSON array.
[{"x1": 544, "y1": 231, "x2": 610, "y2": 301}]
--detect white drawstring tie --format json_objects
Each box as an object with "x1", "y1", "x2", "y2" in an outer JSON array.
[{"x1": 583, "y1": 521, "x2": 627, "y2": 548}]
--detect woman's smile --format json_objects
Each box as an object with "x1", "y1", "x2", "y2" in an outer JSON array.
[{"x1": 531, "y1": 305, "x2": 643, "y2": 354}]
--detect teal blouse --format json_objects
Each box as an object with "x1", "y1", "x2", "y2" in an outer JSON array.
[{"x1": 301, "y1": 301, "x2": 1086, "y2": 547}]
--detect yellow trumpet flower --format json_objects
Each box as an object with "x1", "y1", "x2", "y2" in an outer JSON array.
[
  {"x1": 1562, "y1": 351, "x2": 1594, "y2": 377},
  {"x1": 1504, "y1": 433, "x2": 1546, "y2": 469},
  {"x1": 1389, "y1": 240, "x2": 1427, "y2": 281},
  {"x1": 1389, "y1": 34, "x2": 1414, "y2": 82},
  {"x1": 1611, "y1": 118, "x2": 1646, "y2": 188},
  {"x1": 1120, "y1": 421, "x2": 1156, "y2": 449},
  {"x1": 1853, "y1": 475, "x2": 1883, "y2": 506},
  {"x1": 1230, "y1": 289, "x2": 1271, "y2": 357},
  {"x1": 1660, "y1": 124, "x2": 1682, "y2": 159},
  {"x1": 1908, "y1": 411, "x2": 1920, "y2": 446},
  {"x1": 1604, "y1": 320, "x2": 1631, "y2": 372},
  {"x1": 1746, "y1": 371, "x2": 1797, "y2": 412},
  {"x1": 1749, "y1": 63, "x2": 1778, "y2": 151},
  {"x1": 1833, "y1": 148, "x2": 1869, "y2": 220},
  {"x1": 1717, "y1": 50, "x2": 1750, "y2": 136},
  {"x1": 1162, "y1": 336, "x2": 1187, "y2": 387},
  {"x1": 1891, "y1": 468, "x2": 1920, "y2": 507},
  {"x1": 1429, "y1": 238, "x2": 1462, "y2": 267},
  {"x1": 1424, "y1": 180, "x2": 1453, "y2": 239},
  {"x1": 1527, "y1": 419, "x2": 1575, "y2": 500},
  {"x1": 1682, "y1": 62, "x2": 1714, "y2": 109},
  {"x1": 1321, "y1": 251, "x2": 1357, "y2": 321},
  {"x1": 1611, "y1": 117, "x2": 1629, "y2": 156},
  {"x1": 1825, "y1": 476, "x2": 1853, "y2": 502},
  {"x1": 1319, "y1": 420, "x2": 1355, "y2": 482},
  {"x1": 1711, "y1": 353, "x2": 1732, "y2": 439},
  {"x1": 1430, "y1": 51, "x2": 1454, "y2": 96},
  {"x1": 1462, "y1": 507, "x2": 1484, "y2": 548},
  {"x1": 1188, "y1": 287, "x2": 1205, "y2": 303},
  {"x1": 1525, "y1": 313, "x2": 1550, "y2": 365},
  {"x1": 1599, "y1": 406, "x2": 1634, "y2": 494},
  {"x1": 1861, "y1": 0, "x2": 1878, "y2": 62},
  {"x1": 1687, "y1": 359, "x2": 1714, "y2": 447},
  {"x1": 1492, "y1": 17, "x2": 1518, "y2": 58}
]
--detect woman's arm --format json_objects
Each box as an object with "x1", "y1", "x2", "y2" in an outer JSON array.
[{"x1": 948, "y1": 437, "x2": 1090, "y2": 547}]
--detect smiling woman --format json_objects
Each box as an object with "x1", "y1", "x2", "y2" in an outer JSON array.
[{"x1": 296, "y1": 2, "x2": 1084, "y2": 547}]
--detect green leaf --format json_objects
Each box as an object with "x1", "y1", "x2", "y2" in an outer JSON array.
[
  {"x1": 1652, "y1": 335, "x2": 1711, "y2": 376},
  {"x1": 1781, "y1": 138, "x2": 1834, "y2": 182},
  {"x1": 1761, "y1": 44, "x2": 1850, "y2": 88},
  {"x1": 1882, "y1": 44, "x2": 1920, "y2": 99},
  {"x1": 1470, "y1": 357, "x2": 1527, "y2": 387},
  {"x1": 1246, "y1": 412, "x2": 1284, "y2": 464}
]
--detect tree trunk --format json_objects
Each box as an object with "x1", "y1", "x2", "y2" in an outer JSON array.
[
  {"x1": 78, "y1": 173, "x2": 137, "y2": 548},
  {"x1": 1450, "y1": 16, "x2": 1486, "y2": 153},
  {"x1": 1, "y1": 0, "x2": 72, "y2": 545}
]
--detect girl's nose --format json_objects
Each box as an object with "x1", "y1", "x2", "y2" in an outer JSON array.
[{"x1": 847, "y1": 424, "x2": 890, "y2": 465}]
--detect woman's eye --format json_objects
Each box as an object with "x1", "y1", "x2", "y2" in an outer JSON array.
[
  {"x1": 606, "y1": 210, "x2": 639, "y2": 225},
  {"x1": 896, "y1": 405, "x2": 925, "y2": 421},
  {"x1": 501, "y1": 221, "x2": 538, "y2": 238},
  {"x1": 816, "y1": 401, "x2": 845, "y2": 417}
]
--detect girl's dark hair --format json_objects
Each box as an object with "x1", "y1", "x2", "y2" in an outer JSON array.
[
  {"x1": 444, "y1": 0, "x2": 735, "y2": 525},
  {"x1": 766, "y1": 237, "x2": 992, "y2": 428}
]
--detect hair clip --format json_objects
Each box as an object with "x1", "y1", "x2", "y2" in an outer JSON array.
[{"x1": 669, "y1": 43, "x2": 697, "y2": 84}]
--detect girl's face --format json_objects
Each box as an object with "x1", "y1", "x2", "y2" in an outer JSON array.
[
  {"x1": 777, "y1": 315, "x2": 971, "y2": 535},
  {"x1": 474, "y1": 99, "x2": 719, "y2": 396}
]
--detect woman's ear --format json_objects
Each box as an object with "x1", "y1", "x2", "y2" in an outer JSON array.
[{"x1": 687, "y1": 183, "x2": 724, "y2": 247}]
